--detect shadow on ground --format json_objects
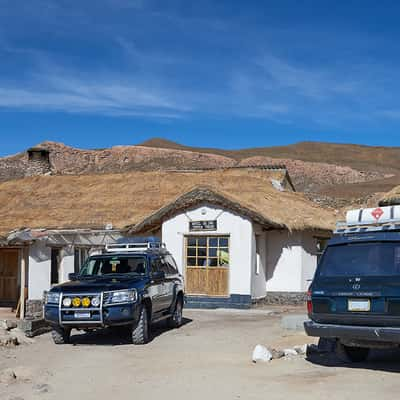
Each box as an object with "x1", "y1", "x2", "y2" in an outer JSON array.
[
  {"x1": 306, "y1": 347, "x2": 400, "y2": 373},
  {"x1": 68, "y1": 317, "x2": 193, "y2": 346}
]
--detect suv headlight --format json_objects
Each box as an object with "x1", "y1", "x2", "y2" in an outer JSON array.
[
  {"x1": 104, "y1": 289, "x2": 137, "y2": 305},
  {"x1": 44, "y1": 291, "x2": 60, "y2": 305}
]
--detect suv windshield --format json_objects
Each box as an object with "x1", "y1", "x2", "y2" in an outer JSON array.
[
  {"x1": 79, "y1": 256, "x2": 147, "y2": 276},
  {"x1": 318, "y1": 242, "x2": 400, "y2": 277}
]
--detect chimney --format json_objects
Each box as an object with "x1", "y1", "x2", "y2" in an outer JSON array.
[{"x1": 26, "y1": 147, "x2": 51, "y2": 176}]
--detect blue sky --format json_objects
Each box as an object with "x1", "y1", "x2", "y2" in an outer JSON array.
[{"x1": 1, "y1": 0, "x2": 400, "y2": 156}]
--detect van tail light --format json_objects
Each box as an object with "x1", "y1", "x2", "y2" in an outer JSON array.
[{"x1": 307, "y1": 290, "x2": 313, "y2": 315}]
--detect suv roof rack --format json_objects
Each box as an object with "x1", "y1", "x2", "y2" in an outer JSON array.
[
  {"x1": 335, "y1": 222, "x2": 400, "y2": 235},
  {"x1": 105, "y1": 239, "x2": 166, "y2": 253}
]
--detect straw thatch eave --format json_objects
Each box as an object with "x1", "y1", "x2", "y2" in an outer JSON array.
[
  {"x1": 379, "y1": 185, "x2": 400, "y2": 206},
  {"x1": 126, "y1": 186, "x2": 309, "y2": 235},
  {"x1": 0, "y1": 169, "x2": 335, "y2": 237}
]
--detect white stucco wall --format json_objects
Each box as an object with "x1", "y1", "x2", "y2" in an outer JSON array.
[
  {"x1": 162, "y1": 204, "x2": 254, "y2": 296},
  {"x1": 60, "y1": 247, "x2": 75, "y2": 283},
  {"x1": 28, "y1": 241, "x2": 51, "y2": 300},
  {"x1": 28, "y1": 244, "x2": 92, "y2": 300},
  {"x1": 251, "y1": 230, "x2": 267, "y2": 299},
  {"x1": 265, "y1": 231, "x2": 303, "y2": 292},
  {"x1": 301, "y1": 233, "x2": 318, "y2": 291},
  {"x1": 265, "y1": 231, "x2": 319, "y2": 292}
]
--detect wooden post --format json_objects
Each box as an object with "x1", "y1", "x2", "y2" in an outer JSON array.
[{"x1": 19, "y1": 247, "x2": 27, "y2": 320}]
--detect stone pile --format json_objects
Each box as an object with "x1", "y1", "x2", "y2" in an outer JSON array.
[
  {"x1": 252, "y1": 343, "x2": 308, "y2": 363},
  {"x1": 0, "y1": 320, "x2": 34, "y2": 347}
]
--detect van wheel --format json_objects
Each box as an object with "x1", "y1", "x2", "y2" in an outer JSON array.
[
  {"x1": 167, "y1": 297, "x2": 183, "y2": 328},
  {"x1": 336, "y1": 342, "x2": 369, "y2": 363},
  {"x1": 131, "y1": 306, "x2": 149, "y2": 345},
  {"x1": 51, "y1": 327, "x2": 71, "y2": 344}
]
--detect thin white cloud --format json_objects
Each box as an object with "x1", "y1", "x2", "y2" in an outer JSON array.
[
  {"x1": 256, "y1": 54, "x2": 360, "y2": 100},
  {"x1": 0, "y1": 66, "x2": 192, "y2": 118},
  {"x1": 0, "y1": 9, "x2": 397, "y2": 129}
]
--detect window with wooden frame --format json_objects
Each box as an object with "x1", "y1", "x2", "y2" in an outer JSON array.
[{"x1": 186, "y1": 236, "x2": 230, "y2": 268}]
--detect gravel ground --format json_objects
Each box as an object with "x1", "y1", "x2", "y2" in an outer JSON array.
[{"x1": 1, "y1": 308, "x2": 400, "y2": 400}]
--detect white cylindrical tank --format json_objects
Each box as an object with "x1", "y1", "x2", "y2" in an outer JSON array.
[{"x1": 346, "y1": 205, "x2": 400, "y2": 226}]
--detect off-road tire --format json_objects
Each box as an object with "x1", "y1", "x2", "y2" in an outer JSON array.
[
  {"x1": 51, "y1": 327, "x2": 71, "y2": 344},
  {"x1": 336, "y1": 341, "x2": 369, "y2": 363},
  {"x1": 131, "y1": 306, "x2": 149, "y2": 345},
  {"x1": 167, "y1": 296, "x2": 183, "y2": 329}
]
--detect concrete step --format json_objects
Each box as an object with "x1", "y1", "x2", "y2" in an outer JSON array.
[{"x1": 281, "y1": 314, "x2": 308, "y2": 331}]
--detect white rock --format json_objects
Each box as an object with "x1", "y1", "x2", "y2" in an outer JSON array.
[
  {"x1": 252, "y1": 345, "x2": 272, "y2": 363},
  {"x1": 5, "y1": 320, "x2": 18, "y2": 330},
  {"x1": 284, "y1": 348, "x2": 298, "y2": 357},
  {"x1": 0, "y1": 320, "x2": 17, "y2": 330}
]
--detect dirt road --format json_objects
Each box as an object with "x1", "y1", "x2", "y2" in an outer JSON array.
[{"x1": 1, "y1": 309, "x2": 400, "y2": 400}]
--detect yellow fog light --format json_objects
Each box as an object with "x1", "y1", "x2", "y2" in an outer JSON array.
[
  {"x1": 82, "y1": 297, "x2": 91, "y2": 308},
  {"x1": 72, "y1": 297, "x2": 81, "y2": 307}
]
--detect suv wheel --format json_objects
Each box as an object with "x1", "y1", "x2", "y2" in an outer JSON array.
[
  {"x1": 336, "y1": 341, "x2": 369, "y2": 363},
  {"x1": 167, "y1": 297, "x2": 183, "y2": 329},
  {"x1": 131, "y1": 305, "x2": 149, "y2": 345},
  {"x1": 51, "y1": 327, "x2": 71, "y2": 345}
]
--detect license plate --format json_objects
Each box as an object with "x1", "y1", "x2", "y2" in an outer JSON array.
[
  {"x1": 348, "y1": 299, "x2": 370, "y2": 312},
  {"x1": 74, "y1": 312, "x2": 91, "y2": 319}
]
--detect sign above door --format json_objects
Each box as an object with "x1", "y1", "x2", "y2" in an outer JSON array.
[{"x1": 189, "y1": 220, "x2": 217, "y2": 232}]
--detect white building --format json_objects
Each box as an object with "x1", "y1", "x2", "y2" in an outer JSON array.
[
  {"x1": 0, "y1": 167, "x2": 334, "y2": 314},
  {"x1": 0, "y1": 229, "x2": 121, "y2": 317},
  {"x1": 127, "y1": 186, "x2": 333, "y2": 308}
]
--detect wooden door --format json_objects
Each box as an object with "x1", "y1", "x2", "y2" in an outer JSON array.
[
  {"x1": 185, "y1": 236, "x2": 229, "y2": 297},
  {"x1": 0, "y1": 249, "x2": 19, "y2": 302}
]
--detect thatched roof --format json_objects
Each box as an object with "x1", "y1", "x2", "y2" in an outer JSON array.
[
  {"x1": 129, "y1": 186, "x2": 285, "y2": 234},
  {"x1": 379, "y1": 184, "x2": 400, "y2": 206},
  {"x1": 0, "y1": 169, "x2": 335, "y2": 240}
]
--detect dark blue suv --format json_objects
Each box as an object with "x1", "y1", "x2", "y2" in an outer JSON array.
[
  {"x1": 43, "y1": 238, "x2": 184, "y2": 345},
  {"x1": 305, "y1": 207, "x2": 400, "y2": 362}
]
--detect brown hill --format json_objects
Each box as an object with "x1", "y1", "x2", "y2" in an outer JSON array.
[
  {"x1": 140, "y1": 138, "x2": 400, "y2": 202},
  {"x1": 0, "y1": 141, "x2": 236, "y2": 181},
  {"x1": 140, "y1": 138, "x2": 400, "y2": 173},
  {"x1": 1, "y1": 138, "x2": 398, "y2": 209}
]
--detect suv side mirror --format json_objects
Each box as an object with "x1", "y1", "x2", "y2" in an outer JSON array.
[
  {"x1": 151, "y1": 271, "x2": 165, "y2": 280},
  {"x1": 68, "y1": 273, "x2": 78, "y2": 281}
]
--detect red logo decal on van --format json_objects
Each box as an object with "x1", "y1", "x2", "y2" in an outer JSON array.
[{"x1": 371, "y1": 207, "x2": 384, "y2": 221}]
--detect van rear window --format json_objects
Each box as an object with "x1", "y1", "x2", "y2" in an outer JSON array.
[{"x1": 318, "y1": 242, "x2": 400, "y2": 277}]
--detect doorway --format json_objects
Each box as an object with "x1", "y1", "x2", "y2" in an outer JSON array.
[
  {"x1": 51, "y1": 248, "x2": 61, "y2": 285},
  {"x1": 0, "y1": 249, "x2": 19, "y2": 305},
  {"x1": 185, "y1": 236, "x2": 229, "y2": 296}
]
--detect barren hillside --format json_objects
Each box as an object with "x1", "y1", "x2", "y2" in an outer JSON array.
[
  {"x1": 140, "y1": 138, "x2": 400, "y2": 173},
  {"x1": 0, "y1": 138, "x2": 398, "y2": 209},
  {"x1": 0, "y1": 141, "x2": 236, "y2": 181},
  {"x1": 140, "y1": 138, "x2": 400, "y2": 204}
]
